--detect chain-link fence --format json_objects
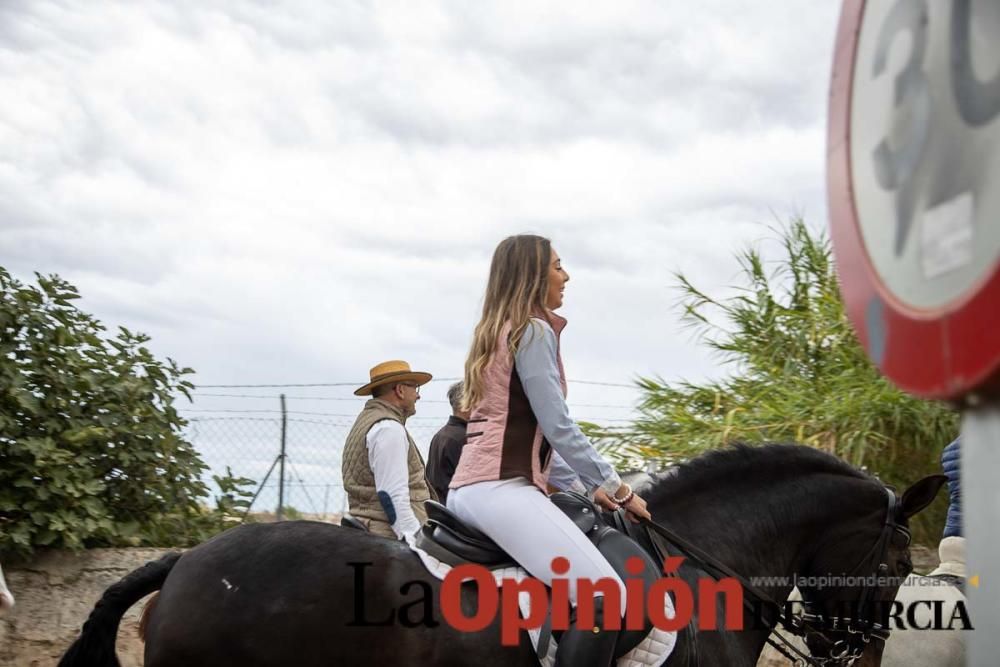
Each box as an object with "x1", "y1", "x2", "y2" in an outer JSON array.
[
  {"x1": 185, "y1": 412, "x2": 452, "y2": 521},
  {"x1": 182, "y1": 381, "x2": 642, "y2": 521}
]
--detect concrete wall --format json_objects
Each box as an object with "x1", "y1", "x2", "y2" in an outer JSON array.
[{"x1": 0, "y1": 548, "x2": 174, "y2": 667}]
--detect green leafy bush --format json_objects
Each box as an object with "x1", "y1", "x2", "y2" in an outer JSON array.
[{"x1": 0, "y1": 268, "x2": 252, "y2": 556}]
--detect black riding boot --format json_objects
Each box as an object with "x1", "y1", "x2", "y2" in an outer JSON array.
[{"x1": 554, "y1": 596, "x2": 619, "y2": 667}]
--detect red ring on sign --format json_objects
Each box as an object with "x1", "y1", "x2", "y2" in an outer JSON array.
[{"x1": 828, "y1": 0, "x2": 1000, "y2": 401}]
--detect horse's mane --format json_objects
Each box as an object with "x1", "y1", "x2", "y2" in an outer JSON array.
[{"x1": 641, "y1": 442, "x2": 873, "y2": 506}]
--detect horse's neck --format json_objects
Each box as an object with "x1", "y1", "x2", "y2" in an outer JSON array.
[
  {"x1": 653, "y1": 474, "x2": 872, "y2": 597},
  {"x1": 647, "y1": 465, "x2": 882, "y2": 666}
]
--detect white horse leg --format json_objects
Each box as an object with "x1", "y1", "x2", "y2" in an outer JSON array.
[{"x1": 0, "y1": 562, "x2": 14, "y2": 613}]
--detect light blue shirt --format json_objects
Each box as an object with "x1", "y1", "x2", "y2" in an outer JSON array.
[{"x1": 514, "y1": 319, "x2": 622, "y2": 496}]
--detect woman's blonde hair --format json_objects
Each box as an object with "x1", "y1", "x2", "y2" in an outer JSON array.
[{"x1": 462, "y1": 235, "x2": 552, "y2": 411}]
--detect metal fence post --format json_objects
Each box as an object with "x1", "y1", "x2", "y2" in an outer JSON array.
[{"x1": 276, "y1": 393, "x2": 287, "y2": 520}]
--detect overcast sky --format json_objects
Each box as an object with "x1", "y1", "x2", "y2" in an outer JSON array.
[{"x1": 1, "y1": 2, "x2": 843, "y2": 502}]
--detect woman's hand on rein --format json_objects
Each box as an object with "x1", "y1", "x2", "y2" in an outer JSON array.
[
  {"x1": 623, "y1": 493, "x2": 650, "y2": 523},
  {"x1": 592, "y1": 488, "x2": 619, "y2": 512},
  {"x1": 592, "y1": 488, "x2": 651, "y2": 523}
]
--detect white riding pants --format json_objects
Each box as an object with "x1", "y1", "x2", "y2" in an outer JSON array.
[{"x1": 448, "y1": 477, "x2": 626, "y2": 613}]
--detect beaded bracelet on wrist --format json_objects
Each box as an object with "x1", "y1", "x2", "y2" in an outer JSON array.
[{"x1": 611, "y1": 485, "x2": 634, "y2": 507}]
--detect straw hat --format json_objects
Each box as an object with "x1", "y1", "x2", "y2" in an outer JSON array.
[{"x1": 354, "y1": 360, "x2": 433, "y2": 396}]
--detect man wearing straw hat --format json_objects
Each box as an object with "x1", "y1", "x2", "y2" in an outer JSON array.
[{"x1": 341, "y1": 360, "x2": 436, "y2": 540}]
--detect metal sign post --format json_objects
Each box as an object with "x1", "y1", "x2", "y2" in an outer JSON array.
[
  {"x1": 962, "y1": 402, "x2": 1000, "y2": 658},
  {"x1": 828, "y1": 0, "x2": 1000, "y2": 661}
]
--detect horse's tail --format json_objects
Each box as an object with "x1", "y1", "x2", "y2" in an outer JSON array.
[{"x1": 58, "y1": 552, "x2": 182, "y2": 667}]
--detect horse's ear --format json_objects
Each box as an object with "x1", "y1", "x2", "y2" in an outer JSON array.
[{"x1": 900, "y1": 474, "x2": 948, "y2": 520}]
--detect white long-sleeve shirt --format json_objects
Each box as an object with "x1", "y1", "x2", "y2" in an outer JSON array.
[{"x1": 366, "y1": 419, "x2": 422, "y2": 540}]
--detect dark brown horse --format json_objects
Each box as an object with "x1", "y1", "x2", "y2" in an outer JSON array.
[{"x1": 59, "y1": 444, "x2": 945, "y2": 667}]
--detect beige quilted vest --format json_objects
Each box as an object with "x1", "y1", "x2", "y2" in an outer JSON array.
[{"x1": 342, "y1": 398, "x2": 433, "y2": 538}]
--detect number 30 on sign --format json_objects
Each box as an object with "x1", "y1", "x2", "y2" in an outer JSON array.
[{"x1": 828, "y1": 0, "x2": 1000, "y2": 400}]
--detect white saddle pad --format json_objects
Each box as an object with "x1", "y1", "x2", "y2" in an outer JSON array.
[{"x1": 410, "y1": 544, "x2": 676, "y2": 667}]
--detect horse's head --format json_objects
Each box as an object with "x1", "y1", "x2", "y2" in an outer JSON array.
[
  {"x1": 637, "y1": 444, "x2": 948, "y2": 667},
  {"x1": 796, "y1": 474, "x2": 947, "y2": 667}
]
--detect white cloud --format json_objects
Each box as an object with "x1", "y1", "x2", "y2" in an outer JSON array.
[{"x1": 0, "y1": 1, "x2": 841, "y2": 500}]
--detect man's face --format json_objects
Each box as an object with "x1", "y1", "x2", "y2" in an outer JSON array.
[{"x1": 397, "y1": 382, "x2": 420, "y2": 416}]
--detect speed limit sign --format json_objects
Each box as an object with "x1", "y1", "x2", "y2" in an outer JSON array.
[
  {"x1": 829, "y1": 1, "x2": 1000, "y2": 662},
  {"x1": 828, "y1": 0, "x2": 1000, "y2": 401}
]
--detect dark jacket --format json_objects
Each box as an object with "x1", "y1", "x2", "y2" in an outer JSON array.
[
  {"x1": 941, "y1": 437, "x2": 962, "y2": 539},
  {"x1": 426, "y1": 415, "x2": 468, "y2": 503}
]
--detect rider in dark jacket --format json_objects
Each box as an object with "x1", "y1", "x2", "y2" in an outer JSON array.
[
  {"x1": 941, "y1": 438, "x2": 961, "y2": 539},
  {"x1": 929, "y1": 437, "x2": 964, "y2": 580}
]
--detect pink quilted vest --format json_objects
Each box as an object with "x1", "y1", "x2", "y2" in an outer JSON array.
[{"x1": 450, "y1": 312, "x2": 567, "y2": 492}]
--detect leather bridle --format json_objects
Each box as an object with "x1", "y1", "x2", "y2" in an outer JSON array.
[
  {"x1": 788, "y1": 487, "x2": 910, "y2": 666},
  {"x1": 638, "y1": 486, "x2": 909, "y2": 667}
]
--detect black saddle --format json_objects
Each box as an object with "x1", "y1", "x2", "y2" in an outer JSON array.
[
  {"x1": 415, "y1": 492, "x2": 662, "y2": 657},
  {"x1": 416, "y1": 501, "x2": 517, "y2": 568},
  {"x1": 340, "y1": 514, "x2": 370, "y2": 532}
]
